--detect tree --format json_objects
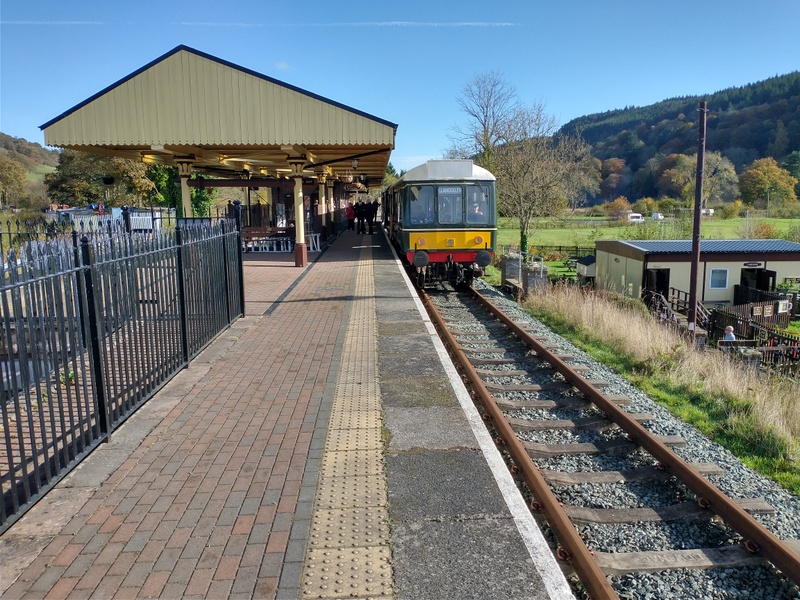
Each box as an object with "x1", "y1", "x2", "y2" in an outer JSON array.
[
  {"x1": 45, "y1": 150, "x2": 153, "y2": 207},
  {"x1": 781, "y1": 151, "x2": 800, "y2": 197},
  {"x1": 603, "y1": 196, "x2": 633, "y2": 218},
  {"x1": 492, "y1": 103, "x2": 596, "y2": 252},
  {"x1": 738, "y1": 157, "x2": 798, "y2": 208},
  {"x1": 146, "y1": 164, "x2": 181, "y2": 208},
  {"x1": 698, "y1": 152, "x2": 739, "y2": 206},
  {"x1": 656, "y1": 154, "x2": 695, "y2": 202},
  {"x1": 0, "y1": 155, "x2": 28, "y2": 207},
  {"x1": 446, "y1": 71, "x2": 518, "y2": 172},
  {"x1": 382, "y1": 162, "x2": 400, "y2": 189}
]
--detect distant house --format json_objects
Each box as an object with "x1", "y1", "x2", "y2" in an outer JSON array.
[{"x1": 595, "y1": 239, "x2": 800, "y2": 308}]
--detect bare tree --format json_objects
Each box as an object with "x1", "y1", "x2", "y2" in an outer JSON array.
[
  {"x1": 446, "y1": 72, "x2": 518, "y2": 172},
  {"x1": 450, "y1": 73, "x2": 597, "y2": 253},
  {"x1": 493, "y1": 104, "x2": 596, "y2": 253}
]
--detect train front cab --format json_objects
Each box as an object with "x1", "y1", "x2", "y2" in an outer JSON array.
[{"x1": 393, "y1": 180, "x2": 496, "y2": 286}]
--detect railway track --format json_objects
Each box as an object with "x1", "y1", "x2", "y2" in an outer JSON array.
[{"x1": 421, "y1": 283, "x2": 800, "y2": 599}]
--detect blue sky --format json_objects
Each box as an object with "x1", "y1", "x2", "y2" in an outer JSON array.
[{"x1": 2, "y1": 0, "x2": 799, "y2": 172}]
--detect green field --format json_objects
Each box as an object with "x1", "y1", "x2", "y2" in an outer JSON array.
[{"x1": 497, "y1": 216, "x2": 799, "y2": 250}]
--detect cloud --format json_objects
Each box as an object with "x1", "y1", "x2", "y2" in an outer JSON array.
[
  {"x1": 180, "y1": 22, "x2": 264, "y2": 27},
  {"x1": 1, "y1": 21, "x2": 104, "y2": 25},
  {"x1": 293, "y1": 21, "x2": 515, "y2": 28},
  {"x1": 178, "y1": 21, "x2": 514, "y2": 28},
  {"x1": 273, "y1": 61, "x2": 291, "y2": 71}
]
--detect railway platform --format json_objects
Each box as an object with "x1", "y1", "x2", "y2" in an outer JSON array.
[{"x1": 0, "y1": 229, "x2": 572, "y2": 599}]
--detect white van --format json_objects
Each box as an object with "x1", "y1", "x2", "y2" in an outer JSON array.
[{"x1": 626, "y1": 212, "x2": 645, "y2": 224}]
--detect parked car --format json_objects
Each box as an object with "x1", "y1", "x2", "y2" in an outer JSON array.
[
  {"x1": 626, "y1": 212, "x2": 645, "y2": 224},
  {"x1": 700, "y1": 208, "x2": 715, "y2": 216},
  {"x1": 651, "y1": 212, "x2": 664, "y2": 220}
]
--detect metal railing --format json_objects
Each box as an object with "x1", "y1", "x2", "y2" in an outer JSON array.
[{"x1": 1, "y1": 210, "x2": 244, "y2": 532}]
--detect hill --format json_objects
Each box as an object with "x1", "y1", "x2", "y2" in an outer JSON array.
[
  {"x1": 0, "y1": 133, "x2": 60, "y2": 173},
  {"x1": 559, "y1": 72, "x2": 800, "y2": 177}
]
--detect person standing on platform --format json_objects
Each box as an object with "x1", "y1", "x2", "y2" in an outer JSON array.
[
  {"x1": 356, "y1": 200, "x2": 366, "y2": 234},
  {"x1": 346, "y1": 202, "x2": 355, "y2": 231},
  {"x1": 365, "y1": 199, "x2": 376, "y2": 235},
  {"x1": 370, "y1": 200, "x2": 380, "y2": 234}
]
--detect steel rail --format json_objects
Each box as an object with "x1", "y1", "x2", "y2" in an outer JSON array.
[
  {"x1": 419, "y1": 289, "x2": 618, "y2": 599},
  {"x1": 470, "y1": 287, "x2": 800, "y2": 587}
]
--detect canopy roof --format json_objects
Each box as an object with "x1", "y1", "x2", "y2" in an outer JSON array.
[{"x1": 41, "y1": 45, "x2": 397, "y2": 188}]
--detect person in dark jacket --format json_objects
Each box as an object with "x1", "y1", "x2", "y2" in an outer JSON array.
[
  {"x1": 365, "y1": 200, "x2": 376, "y2": 234},
  {"x1": 355, "y1": 200, "x2": 367, "y2": 234}
]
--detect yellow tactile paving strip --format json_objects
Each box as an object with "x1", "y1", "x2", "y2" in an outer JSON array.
[{"x1": 300, "y1": 245, "x2": 394, "y2": 599}]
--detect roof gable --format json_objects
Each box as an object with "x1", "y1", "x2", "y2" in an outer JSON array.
[{"x1": 41, "y1": 45, "x2": 397, "y2": 148}]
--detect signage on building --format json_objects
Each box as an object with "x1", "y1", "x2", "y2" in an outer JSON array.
[{"x1": 743, "y1": 262, "x2": 762, "y2": 267}]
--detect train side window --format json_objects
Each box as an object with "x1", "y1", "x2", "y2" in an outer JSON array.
[
  {"x1": 409, "y1": 185, "x2": 434, "y2": 224},
  {"x1": 437, "y1": 185, "x2": 463, "y2": 224},
  {"x1": 467, "y1": 185, "x2": 488, "y2": 224}
]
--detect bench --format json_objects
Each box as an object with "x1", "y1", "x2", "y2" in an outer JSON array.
[{"x1": 241, "y1": 227, "x2": 294, "y2": 252}]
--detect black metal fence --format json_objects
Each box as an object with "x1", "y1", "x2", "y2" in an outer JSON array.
[{"x1": 1, "y1": 211, "x2": 243, "y2": 532}]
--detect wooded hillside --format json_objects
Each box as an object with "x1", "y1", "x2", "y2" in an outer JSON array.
[
  {"x1": 0, "y1": 133, "x2": 60, "y2": 172},
  {"x1": 560, "y1": 72, "x2": 799, "y2": 170}
]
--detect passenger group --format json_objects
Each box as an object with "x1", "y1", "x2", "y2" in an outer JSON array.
[{"x1": 347, "y1": 199, "x2": 380, "y2": 235}]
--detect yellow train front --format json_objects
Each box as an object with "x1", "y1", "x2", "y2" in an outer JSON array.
[{"x1": 384, "y1": 160, "x2": 496, "y2": 287}]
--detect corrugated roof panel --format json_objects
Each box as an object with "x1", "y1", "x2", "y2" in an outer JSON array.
[
  {"x1": 43, "y1": 47, "x2": 395, "y2": 147},
  {"x1": 622, "y1": 240, "x2": 800, "y2": 253}
]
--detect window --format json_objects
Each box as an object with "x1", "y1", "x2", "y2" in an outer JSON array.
[
  {"x1": 709, "y1": 268, "x2": 728, "y2": 289},
  {"x1": 408, "y1": 185, "x2": 434, "y2": 224},
  {"x1": 466, "y1": 185, "x2": 488, "y2": 224},
  {"x1": 437, "y1": 186, "x2": 463, "y2": 224}
]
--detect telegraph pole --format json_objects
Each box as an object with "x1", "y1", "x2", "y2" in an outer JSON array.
[{"x1": 688, "y1": 101, "x2": 707, "y2": 345}]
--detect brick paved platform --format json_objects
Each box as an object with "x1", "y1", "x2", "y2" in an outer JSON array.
[{"x1": 0, "y1": 231, "x2": 571, "y2": 600}]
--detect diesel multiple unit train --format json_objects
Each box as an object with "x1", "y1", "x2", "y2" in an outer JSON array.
[{"x1": 383, "y1": 160, "x2": 497, "y2": 287}]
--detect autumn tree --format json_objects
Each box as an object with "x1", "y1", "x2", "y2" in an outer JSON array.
[
  {"x1": 738, "y1": 157, "x2": 798, "y2": 209},
  {"x1": 657, "y1": 154, "x2": 695, "y2": 202},
  {"x1": 599, "y1": 157, "x2": 630, "y2": 198},
  {"x1": 0, "y1": 155, "x2": 28, "y2": 207},
  {"x1": 603, "y1": 196, "x2": 633, "y2": 218}
]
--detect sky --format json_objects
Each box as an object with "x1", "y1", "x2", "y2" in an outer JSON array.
[{"x1": 1, "y1": 0, "x2": 799, "y2": 173}]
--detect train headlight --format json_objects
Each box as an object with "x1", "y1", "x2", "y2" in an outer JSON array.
[
  {"x1": 475, "y1": 236, "x2": 483, "y2": 245},
  {"x1": 475, "y1": 250, "x2": 492, "y2": 268},
  {"x1": 413, "y1": 250, "x2": 430, "y2": 268}
]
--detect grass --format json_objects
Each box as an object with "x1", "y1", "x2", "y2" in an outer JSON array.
[
  {"x1": 497, "y1": 215, "x2": 799, "y2": 248},
  {"x1": 483, "y1": 218, "x2": 800, "y2": 493},
  {"x1": 514, "y1": 282, "x2": 800, "y2": 495}
]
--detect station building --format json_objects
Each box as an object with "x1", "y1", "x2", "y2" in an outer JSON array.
[{"x1": 595, "y1": 239, "x2": 800, "y2": 308}]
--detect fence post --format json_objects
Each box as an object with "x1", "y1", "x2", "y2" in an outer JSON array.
[
  {"x1": 80, "y1": 236, "x2": 110, "y2": 437},
  {"x1": 175, "y1": 225, "x2": 190, "y2": 366},
  {"x1": 72, "y1": 230, "x2": 88, "y2": 349},
  {"x1": 122, "y1": 205, "x2": 132, "y2": 234},
  {"x1": 220, "y1": 219, "x2": 232, "y2": 323},
  {"x1": 233, "y1": 201, "x2": 245, "y2": 317}
]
